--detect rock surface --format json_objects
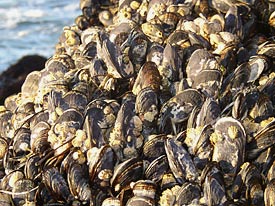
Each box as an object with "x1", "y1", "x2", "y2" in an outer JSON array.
[{"x1": 0, "y1": 55, "x2": 47, "y2": 104}]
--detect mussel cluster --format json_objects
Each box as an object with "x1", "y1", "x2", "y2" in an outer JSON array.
[{"x1": 2, "y1": 0, "x2": 275, "y2": 205}]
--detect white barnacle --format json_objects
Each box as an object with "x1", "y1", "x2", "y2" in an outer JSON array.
[
  {"x1": 210, "y1": 131, "x2": 223, "y2": 144},
  {"x1": 228, "y1": 126, "x2": 238, "y2": 139}
]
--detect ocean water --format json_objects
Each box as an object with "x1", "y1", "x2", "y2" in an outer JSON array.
[{"x1": 0, "y1": 0, "x2": 80, "y2": 72}]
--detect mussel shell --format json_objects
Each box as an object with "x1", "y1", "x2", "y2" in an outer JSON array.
[
  {"x1": 0, "y1": 110, "x2": 13, "y2": 139},
  {"x1": 12, "y1": 178, "x2": 36, "y2": 206},
  {"x1": 102, "y1": 197, "x2": 121, "y2": 206},
  {"x1": 24, "y1": 154, "x2": 42, "y2": 182},
  {"x1": 201, "y1": 162, "x2": 227, "y2": 205},
  {"x1": 221, "y1": 62, "x2": 250, "y2": 99},
  {"x1": 29, "y1": 111, "x2": 49, "y2": 130},
  {"x1": 128, "y1": 30, "x2": 149, "y2": 68},
  {"x1": 192, "y1": 69, "x2": 222, "y2": 98},
  {"x1": 143, "y1": 134, "x2": 167, "y2": 161},
  {"x1": 87, "y1": 145, "x2": 116, "y2": 184},
  {"x1": 53, "y1": 108, "x2": 84, "y2": 133},
  {"x1": 63, "y1": 91, "x2": 88, "y2": 112},
  {"x1": 249, "y1": 93, "x2": 274, "y2": 122},
  {"x1": 186, "y1": 49, "x2": 216, "y2": 83},
  {"x1": 166, "y1": 30, "x2": 190, "y2": 47},
  {"x1": 161, "y1": 43, "x2": 183, "y2": 82},
  {"x1": 75, "y1": 14, "x2": 90, "y2": 30},
  {"x1": 131, "y1": 180, "x2": 157, "y2": 199},
  {"x1": 254, "y1": 146, "x2": 275, "y2": 177},
  {"x1": 146, "y1": 43, "x2": 164, "y2": 66},
  {"x1": 135, "y1": 87, "x2": 159, "y2": 127},
  {"x1": 247, "y1": 119, "x2": 275, "y2": 160},
  {"x1": 165, "y1": 137, "x2": 198, "y2": 184},
  {"x1": 1, "y1": 170, "x2": 24, "y2": 191},
  {"x1": 132, "y1": 61, "x2": 161, "y2": 95},
  {"x1": 67, "y1": 163, "x2": 92, "y2": 202},
  {"x1": 264, "y1": 178, "x2": 275, "y2": 206},
  {"x1": 231, "y1": 162, "x2": 264, "y2": 204},
  {"x1": 258, "y1": 43, "x2": 275, "y2": 59},
  {"x1": 4, "y1": 94, "x2": 18, "y2": 113},
  {"x1": 0, "y1": 136, "x2": 8, "y2": 159},
  {"x1": 126, "y1": 196, "x2": 155, "y2": 206},
  {"x1": 211, "y1": 117, "x2": 246, "y2": 185},
  {"x1": 188, "y1": 31, "x2": 211, "y2": 50},
  {"x1": 159, "y1": 89, "x2": 204, "y2": 134},
  {"x1": 0, "y1": 193, "x2": 12, "y2": 206},
  {"x1": 109, "y1": 22, "x2": 134, "y2": 46},
  {"x1": 175, "y1": 182, "x2": 201, "y2": 205},
  {"x1": 195, "y1": 98, "x2": 221, "y2": 127},
  {"x1": 30, "y1": 122, "x2": 51, "y2": 154},
  {"x1": 248, "y1": 55, "x2": 269, "y2": 82},
  {"x1": 185, "y1": 125, "x2": 214, "y2": 171},
  {"x1": 110, "y1": 157, "x2": 143, "y2": 192},
  {"x1": 144, "y1": 155, "x2": 169, "y2": 183},
  {"x1": 21, "y1": 70, "x2": 41, "y2": 99},
  {"x1": 43, "y1": 167, "x2": 73, "y2": 202},
  {"x1": 158, "y1": 12, "x2": 179, "y2": 34},
  {"x1": 13, "y1": 128, "x2": 31, "y2": 156}
]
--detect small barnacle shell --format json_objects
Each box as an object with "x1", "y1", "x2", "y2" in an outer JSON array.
[{"x1": 228, "y1": 125, "x2": 238, "y2": 139}]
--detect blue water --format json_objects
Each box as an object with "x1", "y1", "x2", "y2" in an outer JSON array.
[{"x1": 0, "y1": 0, "x2": 80, "y2": 72}]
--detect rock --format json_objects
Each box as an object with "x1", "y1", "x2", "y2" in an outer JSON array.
[{"x1": 0, "y1": 55, "x2": 47, "y2": 104}]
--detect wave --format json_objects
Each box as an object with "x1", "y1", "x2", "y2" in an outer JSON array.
[{"x1": 0, "y1": 0, "x2": 80, "y2": 71}]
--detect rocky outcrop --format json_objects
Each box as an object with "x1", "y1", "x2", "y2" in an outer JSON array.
[{"x1": 0, "y1": 55, "x2": 47, "y2": 104}]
